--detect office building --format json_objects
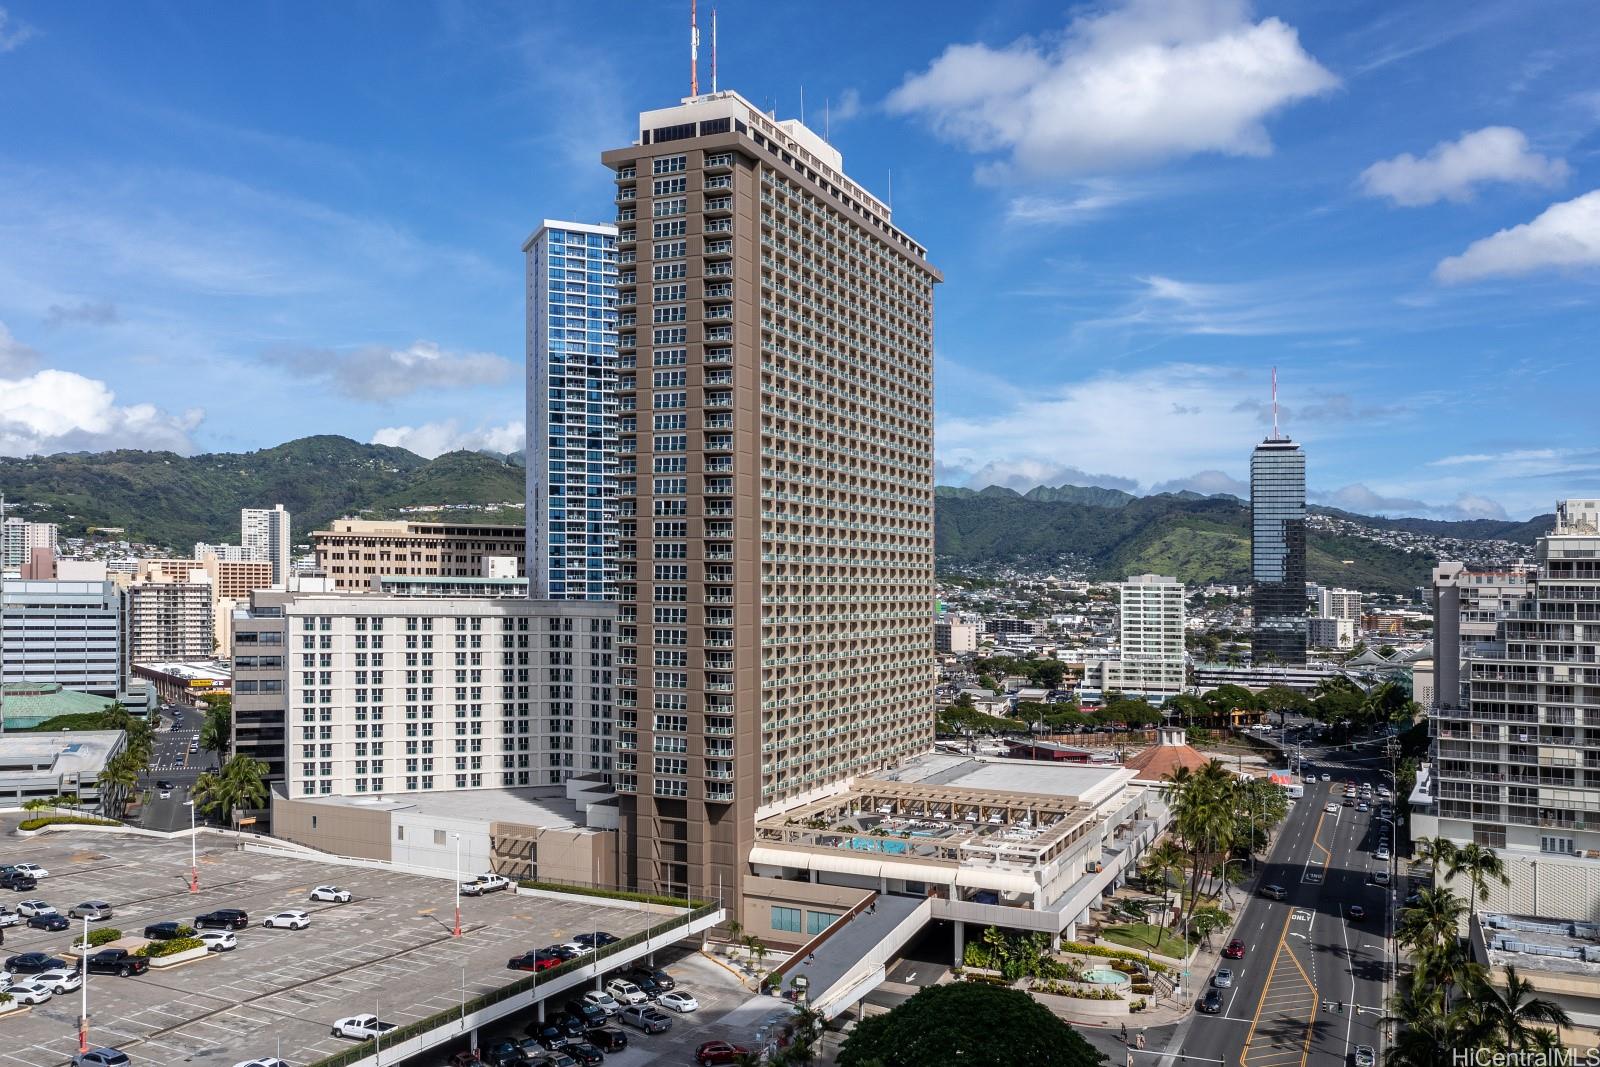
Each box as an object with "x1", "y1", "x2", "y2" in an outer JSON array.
[
  {"x1": 232, "y1": 589, "x2": 292, "y2": 796},
  {"x1": 132, "y1": 660, "x2": 231, "y2": 704},
  {"x1": 128, "y1": 578, "x2": 214, "y2": 662},
  {"x1": 1308, "y1": 616, "x2": 1355, "y2": 650},
  {"x1": 242, "y1": 504, "x2": 291, "y2": 585},
  {"x1": 1416, "y1": 501, "x2": 1600, "y2": 919},
  {"x1": 194, "y1": 542, "x2": 267, "y2": 563},
  {"x1": 935, "y1": 617, "x2": 980, "y2": 654},
  {"x1": 987, "y1": 617, "x2": 1046, "y2": 638},
  {"x1": 1318, "y1": 587, "x2": 1362, "y2": 623},
  {"x1": 1103, "y1": 574, "x2": 1185, "y2": 702},
  {"x1": 310, "y1": 518, "x2": 526, "y2": 590},
  {"x1": 0, "y1": 579, "x2": 127, "y2": 697},
  {"x1": 600, "y1": 90, "x2": 940, "y2": 905},
  {"x1": 0, "y1": 731, "x2": 126, "y2": 807},
  {"x1": 524, "y1": 220, "x2": 620, "y2": 601},
  {"x1": 2, "y1": 518, "x2": 57, "y2": 569},
  {"x1": 1430, "y1": 561, "x2": 1534, "y2": 710},
  {"x1": 1250, "y1": 431, "x2": 1307, "y2": 665}
]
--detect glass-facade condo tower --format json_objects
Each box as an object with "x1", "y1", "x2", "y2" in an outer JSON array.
[
  {"x1": 601, "y1": 91, "x2": 940, "y2": 908},
  {"x1": 1251, "y1": 436, "x2": 1308, "y2": 665},
  {"x1": 524, "y1": 221, "x2": 620, "y2": 600}
]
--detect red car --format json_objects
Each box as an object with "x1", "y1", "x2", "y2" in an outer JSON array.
[
  {"x1": 506, "y1": 949, "x2": 562, "y2": 972},
  {"x1": 1223, "y1": 939, "x2": 1245, "y2": 959},
  {"x1": 696, "y1": 1041, "x2": 751, "y2": 1066}
]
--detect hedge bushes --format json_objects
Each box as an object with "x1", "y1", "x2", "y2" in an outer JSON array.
[
  {"x1": 515, "y1": 880, "x2": 696, "y2": 909},
  {"x1": 87, "y1": 928, "x2": 122, "y2": 947},
  {"x1": 18, "y1": 815, "x2": 118, "y2": 831},
  {"x1": 1062, "y1": 942, "x2": 1171, "y2": 974},
  {"x1": 137, "y1": 936, "x2": 204, "y2": 958}
]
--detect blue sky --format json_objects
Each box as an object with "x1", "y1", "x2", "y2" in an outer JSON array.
[{"x1": 1, "y1": 1, "x2": 1598, "y2": 521}]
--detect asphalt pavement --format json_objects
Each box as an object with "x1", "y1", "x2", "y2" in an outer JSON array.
[
  {"x1": 137, "y1": 703, "x2": 220, "y2": 832},
  {"x1": 1145, "y1": 738, "x2": 1394, "y2": 1067}
]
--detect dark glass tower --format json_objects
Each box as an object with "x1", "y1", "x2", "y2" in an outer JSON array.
[{"x1": 1251, "y1": 436, "x2": 1307, "y2": 665}]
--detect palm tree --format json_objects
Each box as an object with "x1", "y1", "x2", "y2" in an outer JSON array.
[
  {"x1": 1414, "y1": 837, "x2": 1457, "y2": 883},
  {"x1": 1447, "y1": 842, "x2": 1509, "y2": 927},
  {"x1": 1143, "y1": 839, "x2": 1187, "y2": 930},
  {"x1": 1468, "y1": 966, "x2": 1572, "y2": 1055},
  {"x1": 1163, "y1": 760, "x2": 1236, "y2": 942},
  {"x1": 219, "y1": 754, "x2": 268, "y2": 813},
  {"x1": 96, "y1": 751, "x2": 139, "y2": 818},
  {"x1": 199, "y1": 702, "x2": 232, "y2": 760},
  {"x1": 190, "y1": 770, "x2": 225, "y2": 820}
]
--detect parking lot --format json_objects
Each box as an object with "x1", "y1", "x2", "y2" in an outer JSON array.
[{"x1": 0, "y1": 831, "x2": 682, "y2": 1067}]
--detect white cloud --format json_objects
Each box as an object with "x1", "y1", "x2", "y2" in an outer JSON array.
[
  {"x1": 371, "y1": 420, "x2": 525, "y2": 459},
  {"x1": 1436, "y1": 189, "x2": 1600, "y2": 283},
  {"x1": 1007, "y1": 181, "x2": 1138, "y2": 225},
  {"x1": 0, "y1": 321, "x2": 39, "y2": 376},
  {"x1": 938, "y1": 458, "x2": 1139, "y2": 493},
  {"x1": 887, "y1": 0, "x2": 1336, "y2": 176},
  {"x1": 1150, "y1": 470, "x2": 1248, "y2": 497},
  {"x1": 0, "y1": 7, "x2": 34, "y2": 53},
  {"x1": 1318, "y1": 483, "x2": 1509, "y2": 521},
  {"x1": 263, "y1": 340, "x2": 514, "y2": 401},
  {"x1": 831, "y1": 88, "x2": 862, "y2": 124},
  {"x1": 44, "y1": 300, "x2": 119, "y2": 327},
  {"x1": 1360, "y1": 127, "x2": 1568, "y2": 207},
  {"x1": 0, "y1": 368, "x2": 202, "y2": 456}
]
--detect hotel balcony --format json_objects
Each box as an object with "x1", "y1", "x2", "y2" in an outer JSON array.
[{"x1": 704, "y1": 154, "x2": 734, "y2": 172}]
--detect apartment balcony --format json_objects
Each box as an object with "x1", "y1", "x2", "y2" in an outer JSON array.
[
  {"x1": 704, "y1": 197, "x2": 733, "y2": 215},
  {"x1": 618, "y1": 230, "x2": 636, "y2": 245},
  {"x1": 704, "y1": 173, "x2": 733, "y2": 188},
  {"x1": 706, "y1": 219, "x2": 734, "y2": 234},
  {"x1": 705, "y1": 652, "x2": 734, "y2": 670},
  {"x1": 707, "y1": 610, "x2": 735, "y2": 625},
  {"x1": 706, "y1": 783, "x2": 735, "y2": 802},
  {"x1": 705, "y1": 372, "x2": 734, "y2": 388},
  {"x1": 706, "y1": 522, "x2": 734, "y2": 537},
  {"x1": 705, "y1": 304, "x2": 734, "y2": 321},
  {"x1": 705, "y1": 325, "x2": 733, "y2": 341},
  {"x1": 616, "y1": 188, "x2": 636, "y2": 203},
  {"x1": 706, "y1": 633, "x2": 734, "y2": 648},
  {"x1": 705, "y1": 392, "x2": 733, "y2": 408},
  {"x1": 705, "y1": 543, "x2": 734, "y2": 558},
  {"x1": 619, "y1": 250, "x2": 635, "y2": 264},
  {"x1": 705, "y1": 502, "x2": 735, "y2": 516},
  {"x1": 706, "y1": 592, "x2": 735, "y2": 605},
  {"x1": 704, "y1": 282, "x2": 734, "y2": 299},
  {"x1": 705, "y1": 240, "x2": 733, "y2": 257},
  {"x1": 704, "y1": 154, "x2": 734, "y2": 172},
  {"x1": 615, "y1": 167, "x2": 636, "y2": 181},
  {"x1": 706, "y1": 718, "x2": 735, "y2": 736},
  {"x1": 705, "y1": 423, "x2": 734, "y2": 438},
  {"x1": 705, "y1": 478, "x2": 734, "y2": 494},
  {"x1": 705, "y1": 346, "x2": 733, "y2": 363},
  {"x1": 705, "y1": 262, "x2": 733, "y2": 278}
]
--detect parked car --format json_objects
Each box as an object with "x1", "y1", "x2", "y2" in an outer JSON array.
[
  {"x1": 1212, "y1": 969, "x2": 1233, "y2": 989},
  {"x1": 696, "y1": 1041, "x2": 752, "y2": 1066},
  {"x1": 198, "y1": 930, "x2": 238, "y2": 952},
  {"x1": 618, "y1": 1005, "x2": 672, "y2": 1034},
  {"x1": 606, "y1": 979, "x2": 648, "y2": 1005},
  {"x1": 87, "y1": 949, "x2": 149, "y2": 977},
  {"x1": 36, "y1": 967, "x2": 83, "y2": 994},
  {"x1": 262, "y1": 910, "x2": 310, "y2": 930},
  {"x1": 6, "y1": 979, "x2": 54, "y2": 1005},
  {"x1": 1223, "y1": 939, "x2": 1246, "y2": 959},
  {"x1": 18, "y1": 899, "x2": 56, "y2": 917},
  {"x1": 585, "y1": 1027, "x2": 628, "y2": 1053},
  {"x1": 550, "y1": 942, "x2": 587, "y2": 960},
  {"x1": 309, "y1": 885, "x2": 352, "y2": 903},
  {"x1": 196, "y1": 909, "x2": 249, "y2": 929},
  {"x1": 74, "y1": 1051, "x2": 130, "y2": 1067},
  {"x1": 460, "y1": 874, "x2": 513, "y2": 896},
  {"x1": 69, "y1": 901, "x2": 114, "y2": 920},
  {"x1": 630, "y1": 972, "x2": 663, "y2": 999},
  {"x1": 7, "y1": 952, "x2": 68, "y2": 974},
  {"x1": 540, "y1": 1049, "x2": 578, "y2": 1067},
  {"x1": 1261, "y1": 884, "x2": 1287, "y2": 900},
  {"x1": 547, "y1": 1013, "x2": 586, "y2": 1039},
  {"x1": 573, "y1": 931, "x2": 619, "y2": 947},
  {"x1": 508, "y1": 949, "x2": 562, "y2": 973},
  {"x1": 331, "y1": 1014, "x2": 396, "y2": 1039},
  {"x1": 27, "y1": 912, "x2": 69, "y2": 931},
  {"x1": 0, "y1": 907, "x2": 21, "y2": 928},
  {"x1": 1375, "y1": 847, "x2": 1391, "y2": 862},
  {"x1": 565, "y1": 999, "x2": 607, "y2": 1027},
  {"x1": 656, "y1": 990, "x2": 698, "y2": 1013},
  {"x1": 565, "y1": 1041, "x2": 604, "y2": 1067},
  {"x1": 233, "y1": 1060, "x2": 290, "y2": 1067},
  {"x1": 582, "y1": 990, "x2": 621, "y2": 1016},
  {"x1": 1198, "y1": 988, "x2": 1223, "y2": 1014},
  {"x1": 630, "y1": 965, "x2": 675, "y2": 991},
  {"x1": 483, "y1": 1041, "x2": 531, "y2": 1067},
  {"x1": 1373, "y1": 870, "x2": 1391, "y2": 886},
  {"x1": 445, "y1": 1053, "x2": 486, "y2": 1067},
  {"x1": 12, "y1": 863, "x2": 49, "y2": 879},
  {"x1": 143, "y1": 921, "x2": 189, "y2": 940},
  {"x1": 529, "y1": 1024, "x2": 569, "y2": 1051}
]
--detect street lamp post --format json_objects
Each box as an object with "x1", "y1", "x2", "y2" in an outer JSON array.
[
  {"x1": 452, "y1": 832, "x2": 462, "y2": 937},
  {"x1": 187, "y1": 798, "x2": 199, "y2": 893},
  {"x1": 79, "y1": 912, "x2": 89, "y2": 1053}
]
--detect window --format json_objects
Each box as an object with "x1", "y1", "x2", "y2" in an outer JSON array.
[
  {"x1": 653, "y1": 714, "x2": 688, "y2": 732},
  {"x1": 1472, "y1": 823, "x2": 1507, "y2": 849},
  {"x1": 652, "y1": 198, "x2": 686, "y2": 218},
  {"x1": 654, "y1": 520, "x2": 688, "y2": 537},
  {"x1": 654, "y1": 607, "x2": 688, "y2": 624},
  {"x1": 653, "y1": 564, "x2": 688, "y2": 581},
  {"x1": 653, "y1": 284, "x2": 688, "y2": 303},
  {"x1": 653, "y1": 414, "x2": 687, "y2": 431},
  {"x1": 652, "y1": 176, "x2": 688, "y2": 195},
  {"x1": 652, "y1": 305, "x2": 686, "y2": 323},
  {"x1": 652, "y1": 347, "x2": 687, "y2": 366},
  {"x1": 653, "y1": 478, "x2": 688, "y2": 495},
  {"x1": 652, "y1": 328, "x2": 687, "y2": 345},
  {"x1": 654, "y1": 627, "x2": 688, "y2": 645},
  {"x1": 652, "y1": 241, "x2": 687, "y2": 261},
  {"x1": 652, "y1": 262, "x2": 688, "y2": 281},
  {"x1": 654, "y1": 649, "x2": 688, "y2": 667},
  {"x1": 433, "y1": 829, "x2": 446, "y2": 846},
  {"x1": 652, "y1": 220, "x2": 686, "y2": 239},
  {"x1": 652, "y1": 154, "x2": 687, "y2": 175},
  {"x1": 807, "y1": 911, "x2": 840, "y2": 935},
  {"x1": 653, "y1": 756, "x2": 688, "y2": 775},
  {"x1": 653, "y1": 434, "x2": 687, "y2": 452},
  {"x1": 654, "y1": 542, "x2": 688, "y2": 559},
  {"x1": 772, "y1": 907, "x2": 802, "y2": 934},
  {"x1": 653, "y1": 455, "x2": 687, "y2": 472}
]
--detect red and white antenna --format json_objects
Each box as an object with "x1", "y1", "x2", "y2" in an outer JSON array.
[
  {"x1": 1271, "y1": 366, "x2": 1280, "y2": 439},
  {"x1": 711, "y1": 8, "x2": 718, "y2": 94},
  {"x1": 690, "y1": 0, "x2": 699, "y2": 96}
]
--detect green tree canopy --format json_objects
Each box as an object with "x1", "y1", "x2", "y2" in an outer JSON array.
[{"x1": 837, "y1": 983, "x2": 1106, "y2": 1067}]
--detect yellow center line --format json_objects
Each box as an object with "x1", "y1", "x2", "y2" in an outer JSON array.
[{"x1": 1239, "y1": 906, "x2": 1298, "y2": 1063}]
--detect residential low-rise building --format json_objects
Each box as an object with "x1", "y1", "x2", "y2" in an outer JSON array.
[
  {"x1": 935, "y1": 617, "x2": 980, "y2": 654},
  {"x1": 310, "y1": 519, "x2": 527, "y2": 590},
  {"x1": 1308, "y1": 616, "x2": 1355, "y2": 650}
]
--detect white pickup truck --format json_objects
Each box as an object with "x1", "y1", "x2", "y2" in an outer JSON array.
[{"x1": 459, "y1": 873, "x2": 513, "y2": 896}]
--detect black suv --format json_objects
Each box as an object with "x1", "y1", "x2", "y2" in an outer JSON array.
[
  {"x1": 1, "y1": 872, "x2": 37, "y2": 892},
  {"x1": 143, "y1": 921, "x2": 189, "y2": 940},
  {"x1": 1198, "y1": 988, "x2": 1223, "y2": 1014},
  {"x1": 630, "y1": 965, "x2": 675, "y2": 991},
  {"x1": 585, "y1": 1028, "x2": 628, "y2": 1053},
  {"x1": 565, "y1": 1000, "x2": 606, "y2": 1027},
  {"x1": 195, "y1": 909, "x2": 249, "y2": 929}
]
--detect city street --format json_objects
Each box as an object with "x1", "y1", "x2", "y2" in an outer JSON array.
[
  {"x1": 138, "y1": 704, "x2": 219, "y2": 832},
  {"x1": 1150, "y1": 738, "x2": 1394, "y2": 1067}
]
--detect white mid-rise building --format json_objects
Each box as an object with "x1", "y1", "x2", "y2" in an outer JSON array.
[
  {"x1": 128, "y1": 577, "x2": 215, "y2": 662},
  {"x1": 241, "y1": 504, "x2": 291, "y2": 586},
  {"x1": 2, "y1": 518, "x2": 58, "y2": 569},
  {"x1": 1318, "y1": 587, "x2": 1363, "y2": 623},
  {"x1": 281, "y1": 593, "x2": 615, "y2": 799},
  {"x1": 194, "y1": 542, "x2": 266, "y2": 563},
  {"x1": 1103, "y1": 574, "x2": 1185, "y2": 701},
  {"x1": 935, "y1": 616, "x2": 980, "y2": 654},
  {"x1": 1308, "y1": 616, "x2": 1355, "y2": 650},
  {"x1": 0, "y1": 579, "x2": 127, "y2": 697}
]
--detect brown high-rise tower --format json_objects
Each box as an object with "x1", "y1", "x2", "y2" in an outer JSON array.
[{"x1": 601, "y1": 92, "x2": 940, "y2": 910}]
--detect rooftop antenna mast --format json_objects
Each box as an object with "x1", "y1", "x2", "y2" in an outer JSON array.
[
  {"x1": 1271, "y1": 366, "x2": 1280, "y2": 440},
  {"x1": 711, "y1": 8, "x2": 717, "y2": 94},
  {"x1": 690, "y1": 0, "x2": 699, "y2": 96}
]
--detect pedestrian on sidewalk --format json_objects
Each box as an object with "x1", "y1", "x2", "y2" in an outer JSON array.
[
  {"x1": 806, "y1": 952, "x2": 815, "y2": 965},
  {"x1": 1119, "y1": 1022, "x2": 1128, "y2": 1044}
]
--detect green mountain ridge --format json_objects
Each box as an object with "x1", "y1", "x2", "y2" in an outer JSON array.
[{"x1": 0, "y1": 438, "x2": 1543, "y2": 590}]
